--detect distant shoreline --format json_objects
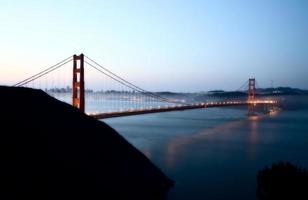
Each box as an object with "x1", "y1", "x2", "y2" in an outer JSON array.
[{"x1": 38, "y1": 86, "x2": 308, "y2": 96}]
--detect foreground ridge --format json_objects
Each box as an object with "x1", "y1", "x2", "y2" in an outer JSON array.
[{"x1": 0, "y1": 86, "x2": 173, "y2": 200}]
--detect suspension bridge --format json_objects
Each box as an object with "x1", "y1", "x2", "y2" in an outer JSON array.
[{"x1": 14, "y1": 54, "x2": 278, "y2": 119}]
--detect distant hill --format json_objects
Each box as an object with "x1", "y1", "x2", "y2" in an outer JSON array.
[
  {"x1": 206, "y1": 87, "x2": 308, "y2": 97},
  {"x1": 156, "y1": 91, "x2": 179, "y2": 95},
  {"x1": 256, "y1": 87, "x2": 308, "y2": 95},
  {"x1": 0, "y1": 86, "x2": 173, "y2": 200},
  {"x1": 207, "y1": 90, "x2": 246, "y2": 97},
  {"x1": 152, "y1": 87, "x2": 308, "y2": 97}
]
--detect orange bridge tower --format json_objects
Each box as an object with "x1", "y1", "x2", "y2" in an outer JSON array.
[
  {"x1": 72, "y1": 54, "x2": 85, "y2": 113},
  {"x1": 248, "y1": 78, "x2": 256, "y2": 115}
]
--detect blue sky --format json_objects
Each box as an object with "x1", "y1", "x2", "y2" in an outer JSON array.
[{"x1": 0, "y1": 0, "x2": 307, "y2": 92}]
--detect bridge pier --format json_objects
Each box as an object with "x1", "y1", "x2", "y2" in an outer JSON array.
[{"x1": 248, "y1": 103, "x2": 256, "y2": 116}]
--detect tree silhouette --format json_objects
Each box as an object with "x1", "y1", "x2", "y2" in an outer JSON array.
[{"x1": 257, "y1": 161, "x2": 308, "y2": 200}]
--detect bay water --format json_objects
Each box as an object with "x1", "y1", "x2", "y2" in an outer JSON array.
[{"x1": 104, "y1": 95, "x2": 308, "y2": 200}]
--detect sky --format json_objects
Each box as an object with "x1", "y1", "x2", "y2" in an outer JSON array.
[{"x1": 0, "y1": 0, "x2": 308, "y2": 92}]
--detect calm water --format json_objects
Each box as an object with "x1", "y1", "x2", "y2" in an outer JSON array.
[{"x1": 103, "y1": 96, "x2": 308, "y2": 200}]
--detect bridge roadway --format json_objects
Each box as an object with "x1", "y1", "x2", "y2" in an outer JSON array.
[{"x1": 89, "y1": 100, "x2": 277, "y2": 119}]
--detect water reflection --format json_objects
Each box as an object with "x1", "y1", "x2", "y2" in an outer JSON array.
[
  {"x1": 247, "y1": 116, "x2": 259, "y2": 159},
  {"x1": 164, "y1": 120, "x2": 245, "y2": 168},
  {"x1": 248, "y1": 115, "x2": 259, "y2": 121}
]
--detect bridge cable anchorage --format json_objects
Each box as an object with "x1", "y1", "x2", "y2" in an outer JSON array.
[
  {"x1": 84, "y1": 55, "x2": 186, "y2": 105},
  {"x1": 13, "y1": 55, "x2": 73, "y2": 87}
]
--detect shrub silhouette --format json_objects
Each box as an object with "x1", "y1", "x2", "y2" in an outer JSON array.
[{"x1": 257, "y1": 161, "x2": 308, "y2": 200}]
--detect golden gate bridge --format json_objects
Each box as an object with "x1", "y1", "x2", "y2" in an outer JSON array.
[{"x1": 14, "y1": 54, "x2": 278, "y2": 118}]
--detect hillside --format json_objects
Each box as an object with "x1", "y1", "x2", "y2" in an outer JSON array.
[
  {"x1": 206, "y1": 87, "x2": 308, "y2": 97},
  {"x1": 0, "y1": 86, "x2": 173, "y2": 200}
]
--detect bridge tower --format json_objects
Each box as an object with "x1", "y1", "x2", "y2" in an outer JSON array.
[
  {"x1": 248, "y1": 78, "x2": 256, "y2": 115},
  {"x1": 72, "y1": 54, "x2": 85, "y2": 113}
]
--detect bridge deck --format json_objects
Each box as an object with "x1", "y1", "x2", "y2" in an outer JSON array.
[{"x1": 89, "y1": 100, "x2": 277, "y2": 119}]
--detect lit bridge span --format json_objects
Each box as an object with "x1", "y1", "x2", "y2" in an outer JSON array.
[
  {"x1": 14, "y1": 53, "x2": 278, "y2": 119},
  {"x1": 89, "y1": 100, "x2": 277, "y2": 119}
]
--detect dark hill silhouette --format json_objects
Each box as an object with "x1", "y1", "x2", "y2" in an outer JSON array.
[
  {"x1": 0, "y1": 86, "x2": 173, "y2": 200},
  {"x1": 257, "y1": 162, "x2": 308, "y2": 200}
]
